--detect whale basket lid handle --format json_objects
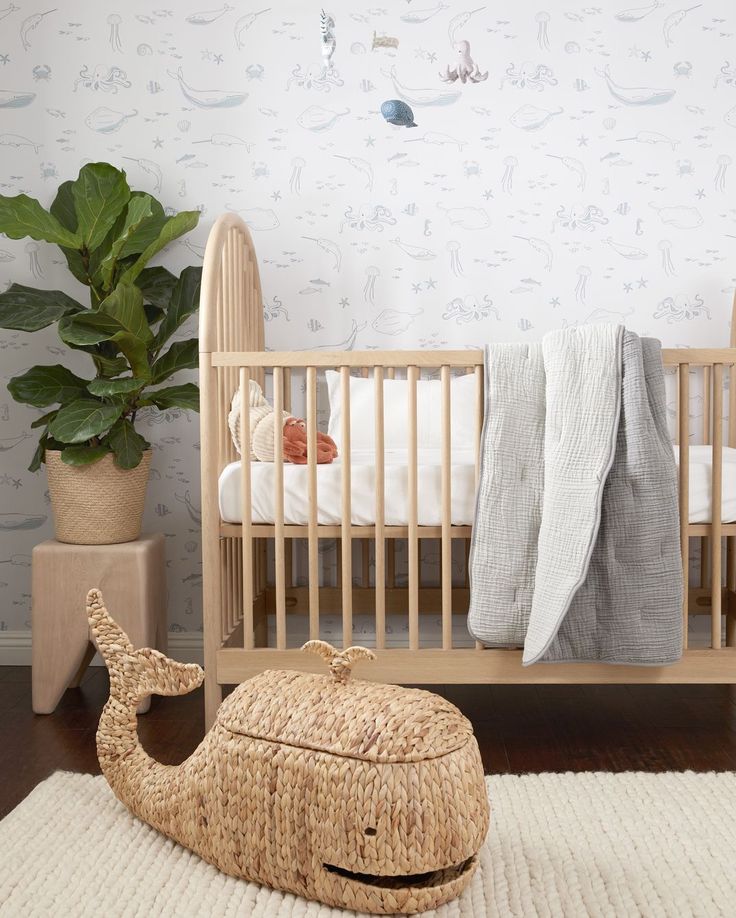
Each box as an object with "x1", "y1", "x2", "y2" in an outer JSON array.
[{"x1": 301, "y1": 640, "x2": 376, "y2": 683}]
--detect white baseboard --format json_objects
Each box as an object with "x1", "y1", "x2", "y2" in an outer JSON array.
[{"x1": 0, "y1": 632, "x2": 205, "y2": 667}]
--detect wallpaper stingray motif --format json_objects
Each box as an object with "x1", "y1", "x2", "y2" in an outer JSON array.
[{"x1": 0, "y1": 1, "x2": 735, "y2": 635}]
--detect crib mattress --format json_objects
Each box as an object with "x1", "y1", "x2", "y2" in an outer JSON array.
[
  {"x1": 219, "y1": 448, "x2": 478, "y2": 526},
  {"x1": 218, "y1": 445, "x2": 736, "y2": 526}
]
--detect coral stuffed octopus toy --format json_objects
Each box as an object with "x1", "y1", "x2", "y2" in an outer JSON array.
[{"x1": 229, "y1": 380, "x2": 338, "y2": 464}]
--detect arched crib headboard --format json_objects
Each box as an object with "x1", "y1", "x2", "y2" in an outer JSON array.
[
  {"x1": 199, "y1": 213, "x2": 266, "y2": 474},
  {"x1": 199, "y1": 214, "x2": 267, "y2": 699},
  {"x1": 199, "y1": 212, "x2": 264, "y2": 357}
]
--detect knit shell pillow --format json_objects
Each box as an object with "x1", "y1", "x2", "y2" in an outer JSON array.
[{"x1": 229, "y1": 381, "x2": 337, "y2": 464}]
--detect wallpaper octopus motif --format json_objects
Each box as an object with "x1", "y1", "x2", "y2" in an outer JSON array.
[{"x1": 0, "y1": 1, "x2": 735, "y2": 637}]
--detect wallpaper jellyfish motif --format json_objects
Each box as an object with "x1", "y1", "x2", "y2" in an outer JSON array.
[
  {"x1": 446, "y1": 240, "x2": 463, "y2": 276},
  {"x1": 24, "y1": 241, "x2": 42, "y2": 278},
  {"x1": 363, "y1": 265, "x2": 379, "y2": 303},
  {"x1": 289, "y1": 157, "x2": 305, "y2": 194},
  {"x1": 0, "y1": 0, "x2": 732, "y2": 637},
  {"x1": 574, "y1": 265, "x2": 591, "y2": 304},
  {"x1": 658, "y1": 239, "x2": 677, "y2": 276},
  {"x1": 107, "y1": 13, "x2": 123, "y2": 52},
  {"x1": 714, "y1": 154, "x2": 731, "y2": 193}
]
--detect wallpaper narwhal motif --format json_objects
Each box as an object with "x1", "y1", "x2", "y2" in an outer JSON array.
[{"x1": 0, "y1": 1, "x2": 735, "y2": 634}]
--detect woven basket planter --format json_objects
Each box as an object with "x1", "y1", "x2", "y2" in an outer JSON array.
[{"x1": 45, "y1": 449, "x2": 151, "y2": 545}]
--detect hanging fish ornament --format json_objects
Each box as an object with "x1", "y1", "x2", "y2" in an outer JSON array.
[
  {"x1": 381, "y1": 99, "x2": 417, "y2": 127},
  {"x1": 320, "y1": 9, "x2": 336, "y2": 71}
]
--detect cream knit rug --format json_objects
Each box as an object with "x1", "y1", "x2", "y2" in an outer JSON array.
[{"x1": 1, "y1": 770, "x2": 734, "y2": 917}]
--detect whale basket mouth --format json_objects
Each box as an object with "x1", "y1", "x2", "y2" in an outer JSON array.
[{"x1": 323, "y1": 856, "x2": 474, "y2": 890}]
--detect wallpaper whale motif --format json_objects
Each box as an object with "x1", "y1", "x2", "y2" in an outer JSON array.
[{"x1": 0, "y1": 1, "x2": 734, "y2": 635}]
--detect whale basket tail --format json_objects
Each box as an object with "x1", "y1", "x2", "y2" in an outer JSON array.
[{"x1": 87, "y1": 588, "x2": 204, "y2": 704}]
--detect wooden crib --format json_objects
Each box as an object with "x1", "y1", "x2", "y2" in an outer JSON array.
[{"x1": 199, "y1": 213, "x2": 736, "y2": 726}]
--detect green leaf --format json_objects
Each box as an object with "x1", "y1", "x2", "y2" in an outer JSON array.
[
  {"x1": 119, "y1": 210, "x2": 201, "y2": 285},
  {"x1": 60, "y1": 444, "x2": 110, "y2": 466},
  {"x1": 96, "y1": 194, "x2": 155, "y2": 289},
  {"x1": 8, "y1": 365, "x2": 89, "y2": 408},
  {"x1": 144, "y1": 304, "x2": 164, "y2": 326},
  {"x1": 143, "y1": 383, "x2": 199, "y2": 412},
  {"x1": 116, "y1": 213, "x2": 168, "y2": 259},
  {"x1": 31, "y1": 409, "x2": 57, "y2": 429},
  {"x1": 58, "y1": 311, "x2": 122, "y2": 346},
  {"x1": 48, "y1": 398, "x2": 124, "y2": 444},
  {"x1": 151, "y1": 338, "x2": 198, "y2": 384},
  {"x1": 99, "y1": 283, "x2": 152, "y2": 343},
  {"x1": 107, "y1": 418, "x2": 149, "y2": 469},
  {"x1": 87, "y1": 376, "x2": 144, "y2": 397},
  {"x1": 137, "y1": 266, "x2": 177, "y2": 310},
  {"x1": 0, "y1": 193, "x2": 81, "y2": 248},
  {"x1": 89, "y1": 353, "x2": 127, "y2": 377},
  {"x1": 29, "y1": 434, "x2": 47, "y2": 472},
  {"x1": 49, "y1": 181, "x2": 78, "y2": 233},
  {"x1": 48, "y1": 182, "x2": 88, "y2": 284},
  {"x1": 154, "y1": 266, "x2": 202, "y2": 348},
  {"x1": 70, "y1": 163, "x2": 131, "y2": 252},
  {"x1": 0, "y1": 284, "x2": 85, "y2": 332},
  {"x1": 112, "y1": 333, "x2": 150, "y2": 380}
]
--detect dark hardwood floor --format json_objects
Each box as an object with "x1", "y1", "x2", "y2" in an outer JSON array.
[{"x1": 2, "y1": 665, "x2": 736, "y2": 820}]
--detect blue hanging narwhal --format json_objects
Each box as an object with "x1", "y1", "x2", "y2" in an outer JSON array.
[{"x1": 381, "y1": 99, "x2": 417, "y2": 128}]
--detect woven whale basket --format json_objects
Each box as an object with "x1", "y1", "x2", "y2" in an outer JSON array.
[{"x1": 88, "y1": 589, "x2": 490, "y2": 915}]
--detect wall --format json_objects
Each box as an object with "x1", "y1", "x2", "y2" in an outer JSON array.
[{"x1": 0, "y1": 1, "x2": 734, "y2": 638}]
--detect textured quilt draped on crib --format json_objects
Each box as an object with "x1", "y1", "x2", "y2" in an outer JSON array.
[{"x1": 468, "y1": 324, "x2": 683, "y2": 665}]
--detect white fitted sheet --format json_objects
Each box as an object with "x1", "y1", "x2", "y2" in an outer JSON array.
[
  {"x1": 219, "y1": 448, "x2": 478, "y2": 526},
  {"x1": 218, "y1": 445, "x2": 736, "y2": 526},
  {"x1": 674, "y1": 445, "x2": 736, "y2": 524}
]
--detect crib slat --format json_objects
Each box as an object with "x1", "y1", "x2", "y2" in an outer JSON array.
[
  {"x1": 703, "y1": 366, "x2": 711, "y2": 443},
  {"x1": 239, "y1": 369, "x2": 254, "y2": 649},
  {"x1": 386, "y1": 367, "x2": 396, "y2": 590},
  {"x1": 711, "y1": 364, "x2": 723, "y2": 649},
  {"x1": 283, "y1": 367, "x2": 292, "y2": 413},
  {"x1": 306, "y1": 366, "x2": 319, "y2": 640},
  {"x1": 273, "y1": 366, "x2": 286, "y2": 650},
  {"x1": 283, "y1": 367, "x2": 293, "y2": 592},
  {"x1": 679, "y1": 364, "x2": 690, "y2": 650},
  {"x1": 701, "y1": 367, "x2": 712, "y2": 592},
  {"x1": 340, "y1": 366, "x2": 353, "y2": 648},
  {"x1": 441, "y1": 365, "x2": 452, "y2": 650},
  {"x1": 408, "y1": 365, "x2": 419, "y2": 651},
  {"x1": 374, "y1": 366, "x2": 386, "y2": 650},
  {"x1": 360, "y1": 368, "x2": 370, "y2": 591}
]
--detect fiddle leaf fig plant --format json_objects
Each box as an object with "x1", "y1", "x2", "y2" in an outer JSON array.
[{"x1": 0, "y1": 162, "x2": 202, "y2": 472}]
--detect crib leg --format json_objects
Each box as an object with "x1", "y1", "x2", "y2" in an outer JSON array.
[
  {"x1": 727, "y1": 537, "x2": 736, "y2": 646},
  {"x1": 204, "y1": 670, "x2": 223, "y2": 730},
  {"x1": 254, "y1": 537, "x2": 268, "y2": 646}
]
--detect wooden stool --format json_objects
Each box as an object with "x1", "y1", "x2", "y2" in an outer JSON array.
[{"x1": 31, "y1": 533, "x2": 167, "y2": 715}]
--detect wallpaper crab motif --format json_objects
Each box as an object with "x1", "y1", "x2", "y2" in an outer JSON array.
[{"x1": 0, "y1": 0, "x2": 731, "y2": 637}]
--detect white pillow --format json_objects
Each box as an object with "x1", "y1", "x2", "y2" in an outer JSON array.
[{"x1": 325, "y1": 370, "x2": 478, "y2": 451}]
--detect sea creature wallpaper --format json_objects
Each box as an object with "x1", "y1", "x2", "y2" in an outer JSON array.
[{"x1": 0, "y1": 2, "x2": 735, "y2": 639}]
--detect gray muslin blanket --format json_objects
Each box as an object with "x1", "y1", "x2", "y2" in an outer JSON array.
[{"x1": 467, "y1": 324, "x2": 683, "y2": 665}]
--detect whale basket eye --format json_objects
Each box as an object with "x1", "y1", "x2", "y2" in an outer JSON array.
[{"x1": 364, "y1": 827, "x2": 377, "y2": 837}]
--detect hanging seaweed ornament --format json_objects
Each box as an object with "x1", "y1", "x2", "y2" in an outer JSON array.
[
  {"x1": 320, "y1": 9, "x2": 336, "y2": 71},
  {"x1": 381, "y1": 99, "x2": 417, "y2": 128}
]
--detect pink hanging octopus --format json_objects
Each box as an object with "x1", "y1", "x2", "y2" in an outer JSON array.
[{"x1": 440, "y1": 40, "x2": 488, "y2": 84}]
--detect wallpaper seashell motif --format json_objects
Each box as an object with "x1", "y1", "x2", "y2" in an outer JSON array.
[{"x1": 0, "y1": 0, "x2": 733, "y2": 636}]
